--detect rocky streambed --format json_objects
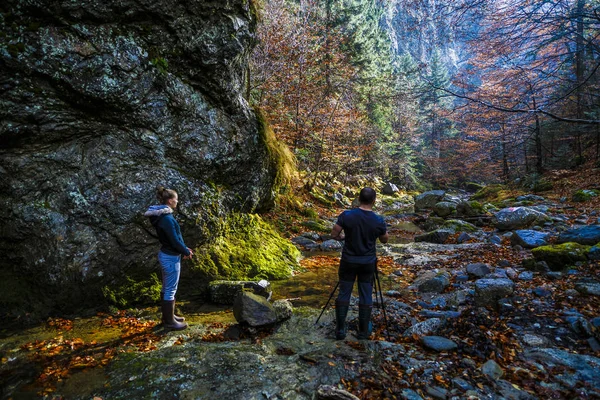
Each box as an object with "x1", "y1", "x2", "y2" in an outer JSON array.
[{"x1": 2, "y1": 190, "x2": 600, "y2": 399}]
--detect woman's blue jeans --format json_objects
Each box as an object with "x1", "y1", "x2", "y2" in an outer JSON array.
[{"x1": 158, "y1": 251, "x2": 181, "y2": 301}]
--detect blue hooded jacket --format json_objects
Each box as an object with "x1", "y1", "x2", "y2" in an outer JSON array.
[{"x1": 144, "y1": 205, "x2": 191, "y2": 256}]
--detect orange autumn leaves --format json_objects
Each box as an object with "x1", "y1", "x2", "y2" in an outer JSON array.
[{"x1": 20, "y1": 311, "x2": 160, "y2": 396}]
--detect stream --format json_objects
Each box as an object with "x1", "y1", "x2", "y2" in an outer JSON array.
[{"x1": 0, "y1": 217, "x2": 422, "y2": 399}]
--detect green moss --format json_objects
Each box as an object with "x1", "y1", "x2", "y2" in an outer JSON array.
[
  {"x1": 532, "y1": 179, "x2": 553, "y2": 192},
  {"x1": 468, "y1": 200, "x2": 484, "y2": 213},
  {"x1": 471, "y1": 184, "x2": 511, "y2": 201},
  {"x1": 301, "y1": 220, "x2": 329, "y2": 233},
  {"x1": 442, "y1": 219, "x2": 478, "y2": 233},
  {"x1": 255, "y1": 109, "x2": 296, "y2": 198},
  {"x1": 532, "y1": 242, "x2": 591, "y2": 271},
  {"x1": 192, "y1": 213, "x2": 301, "y2": 280},
  {"x1": 301, "y1": 207, "x2": 319, "y2": 219},
  {"x1": 572, "y1": 189, "x2": 599, "y2": 202},
  {"x1": 102, "y1": 273, "x2": 162, "y2": 308},
  {"x1": 465, "y1": 182, "x2": 485, "y2": 192},
  {"x1": 309, "y1": 190, "x2": 333, "y2": 206},
  {"x1": 150, "y1": 57, "x2": 168, "y2": 74}
]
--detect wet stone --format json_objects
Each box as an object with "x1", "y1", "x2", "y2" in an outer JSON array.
[
  {"x1": 403, "y1": 318, "x2": 444, "y2": 338},
  {"x1": 400, "y1": 388, "x2": 424, "y2": 400},
  {"x1": 519, "y1": 271, "x2": 534, "y2": 281},
  {"x1": 316, "y1": 385, "x2": 360, "y2": 400},
  {"x1": 425, "y1": 385, "x2": 448, "y2": 400},
  {"x1": 320, "y1": 239, "x2": 343, "y2": 251},
  {"x1": 532, "y1": 286, "x2": 552, "y2": 297},
  {"x1": 521, "y1": 333, "x2": 551, "y2": 347},
  {"x1": 466, "y1": 263, "x2": 491, "y2": 278},
  {"x1": 452, "y1": 378, "x2": 474, "y2": 392},
  {"x1": 481, "y1": 359, "x2": 504, "y2": 380},
  {"x1": 420, "y1": 336, "x2": 458, "y2": 352}
]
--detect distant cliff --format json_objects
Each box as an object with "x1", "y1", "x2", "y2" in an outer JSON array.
[
  {"x1": 0, "y1": 0, "x2": 281, "y2": 316},
  {"x1": 383, "y1": 0, "x2": 476, "y2": 73}
]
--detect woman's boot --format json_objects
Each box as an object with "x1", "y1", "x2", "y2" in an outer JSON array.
[
  {"x1": 335, "y1": 300, "x2": 350, "y2": 340},
  {"x1": 357, "y1": 305, "x2": 372, "y2": 340},
  {"x1": 160, "y1": 292, "x2": 185, "y2": 322},
  {"x1": 161, "y1": 300, "x2": 188, "y2": 330}
]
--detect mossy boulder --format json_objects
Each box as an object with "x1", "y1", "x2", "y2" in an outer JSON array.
[
  {"x1": 532, "y1": 179, "x2": 553, "y2": 193},
  {"x1": 301, "y1": 220, "x2": 330, "y2": 233},
  {"x1": 433, "y1": 201, "x2": 456, "y2": 217},
  {"x1": 471, "y1": 184, "x2": 506, "y2": 201},
  {"x1": 102, "y1": 273, "x2": 162, "y2": 308},
  {"x1": 572, "y1": 189, "x2": 599, "y2": 202},
  {"x1": 443, "y1": 219, "x2": 478, "y2": 233},
  {"x1": 193, "y1": 213, "x2": 301, "y2": 280},
  {"x1": 456, "y1": 201, "x2": 484, "y2": 217},
  {"x1": 465, "y1": 182, "x2": 485, "y2": 193},
  {"x1": 531, "y1": 242, "x2": 591, "y2": 271}
]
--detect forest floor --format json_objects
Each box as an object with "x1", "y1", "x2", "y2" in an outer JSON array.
[{"x1": 1, "y1": 167, "x2": 600, "y2": 399}]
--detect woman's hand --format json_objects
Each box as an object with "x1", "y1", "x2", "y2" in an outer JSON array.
[{"x1": 184, "y1": 248, "x2": 194, "y2": 259}]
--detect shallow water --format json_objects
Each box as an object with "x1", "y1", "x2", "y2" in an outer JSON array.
[{"x1": 1, "y1": 218, "x2": 415, "y2": 399}]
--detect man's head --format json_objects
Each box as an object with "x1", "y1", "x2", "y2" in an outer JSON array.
[{"x1": 359, "y1": 187, "x2": 376, "y2": 205}]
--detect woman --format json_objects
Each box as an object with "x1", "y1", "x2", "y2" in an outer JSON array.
[{"x1": 144, "y1": 187, "x2": 193, "y2": 330}]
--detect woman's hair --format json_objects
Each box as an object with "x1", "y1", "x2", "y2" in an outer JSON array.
[
  {"x1": 359, "y1": 187, "x2": 376, "y2": 205},
  {"x1": 156, "y1": 186, "x2": 178, "y2": 204}
]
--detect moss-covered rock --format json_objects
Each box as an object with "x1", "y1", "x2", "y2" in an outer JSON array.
[
  {"x1": 572, "y1": 189, "x2": 599, "y2": 202},
  {"x1": 301, "y1": 220, "x2": 330, "y2": 233},
  {"x1": 443, "y1": 219, "x2": 478, "y2": 233},
  {"x1": 465, "y1": 182, "x2": 485, "y2": 193},
  {"x1": 532, "y1": 179, "x2": 553, "y2": 193},
  {"x1": 192, "y1": 213, "x2": 301, "y2": 280},
  {"x1": 102, "y1": 273, "x2": 162, "y2": 308},
  {"x1": 531, "y1": 242, "x2": 591, "y2": 271},
  {"x1": 471, "y1": 184, "x2": 506, "y2": 201}
]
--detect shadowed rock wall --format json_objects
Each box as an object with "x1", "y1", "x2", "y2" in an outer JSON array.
[{"x1": 0, "y1": 0, "x2": 278, "y2": 315}]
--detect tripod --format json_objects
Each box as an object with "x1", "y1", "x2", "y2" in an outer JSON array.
[
  {"x1": 314, "y1": 266, "x2": 391, "y2": 341},
  {"x1": 314, "y1": 281, "x2": 339, "y2": 325},
  {"x1": 374, "y1": 267, "x2": 391, "y2": 341}
]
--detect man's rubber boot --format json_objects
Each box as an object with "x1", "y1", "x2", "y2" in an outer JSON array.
[
  {"x1": 161, "y1": 300, "x2": 188, "y2": 331},
  {"x1": 357, "y1": 305, "x2": 373, "y2": 340},
  {"x1": 160, "y1": 292, "x2": 185, "y2": 323},
  {"x1": 335, "y1": 301, "x2": 350, "y2": 340}
]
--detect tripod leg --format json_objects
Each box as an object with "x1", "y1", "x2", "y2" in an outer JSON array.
[
  {"x1": 314, "y1": 281, "x2": 339, "y2": 325},
  {"x1": 375, "y1": 268, "x2": 391, "y2": 341}
]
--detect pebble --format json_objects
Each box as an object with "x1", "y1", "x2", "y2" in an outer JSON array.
[{"x1": 481, "y1": 359, "x2": 504, "y2": 380}]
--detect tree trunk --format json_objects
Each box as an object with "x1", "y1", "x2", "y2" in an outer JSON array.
[{"x1": 575, "y1": 0, "x2": 585, "y2": 159}]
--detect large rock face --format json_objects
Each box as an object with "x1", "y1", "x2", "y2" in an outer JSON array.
[{"x1": 0, "y1": 1, "x2": 280, "y2": 314}]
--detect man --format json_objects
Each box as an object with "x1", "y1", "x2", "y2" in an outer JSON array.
[{"x1": 331, "y1": 187, "x2": 388, "y2": 340}]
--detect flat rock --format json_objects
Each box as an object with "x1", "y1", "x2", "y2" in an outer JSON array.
[
  {"x1": 557, "y1": 225, "x2": 600, "y2": 245},
  {"x1": 575, "y1": 280, "x2": 600, "y2": 296},
  {"x1": 209, "y1": 280, "x2": 271, "y2": 305},
  {"x1": 511, "y1": 230, "x2": 550, "y2": 248},
  {"x1": 403, "y1": 318, "x2": 444, "y2": 338},
  {"x1": 420, "y1": 336, "x2": 458, "y2": 351},
  {"x1": 412, "y1": 271, "x2": 451, "y2": 293},
  {"x1": 466, "y1": 262, "x2": 491, "y2": 278},
  {"x1": 474, "y1": 278, "x2": 515, "y2": 308}
]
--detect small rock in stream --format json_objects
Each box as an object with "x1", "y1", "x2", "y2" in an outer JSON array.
[
  {"x1": 316, "y1": 385, "x2": 360, "y2": 400},
  {"x1": 481, "y1": 359, "x2": 504, "y2": 380},
  {"x1": 420, "y1": 336, "x2": 458, "y2": 352}
]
